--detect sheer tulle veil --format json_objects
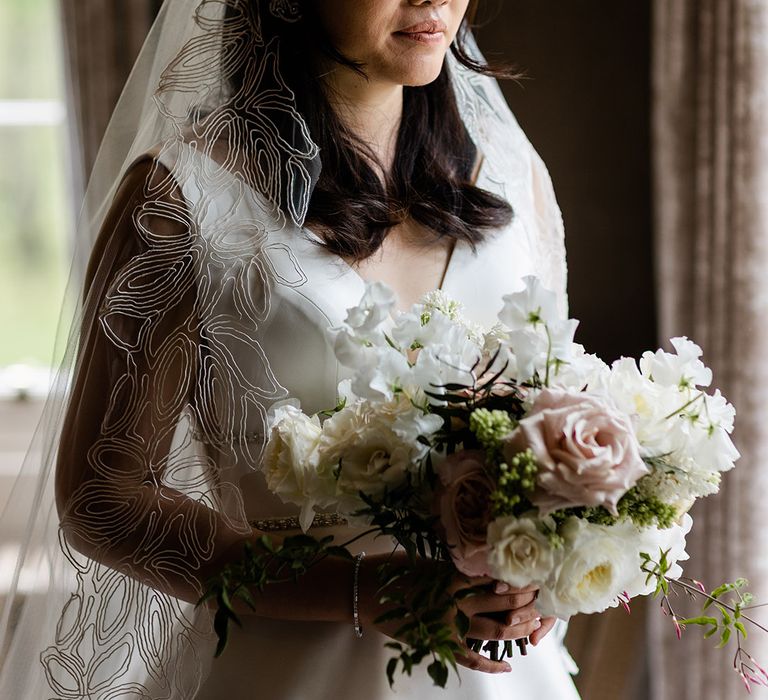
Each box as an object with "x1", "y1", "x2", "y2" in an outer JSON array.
[{"x1": 0, "y1": 1, "x2": 566, "y2": 697}]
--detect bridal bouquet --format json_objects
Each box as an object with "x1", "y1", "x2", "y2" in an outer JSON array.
[{"x1": 202, "y1": 277, "x2": 767, "y2": 691}]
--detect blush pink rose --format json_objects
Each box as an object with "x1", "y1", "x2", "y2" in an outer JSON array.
[
  {"x1": 435, "y1": 450, "x2": 495, "y2": 578},
  {"x1": 503, "y1": 389, "x2": 648, "y2": 516}
]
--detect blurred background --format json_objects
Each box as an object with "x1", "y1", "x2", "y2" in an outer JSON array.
[{"x1": 1, "y1": 1, "x2": 766, "y2": 698}]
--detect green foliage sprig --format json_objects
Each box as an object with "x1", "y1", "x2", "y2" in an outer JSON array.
[
  {"x1": 353, "y1": 485, "x2": 469, "y2": 688},
  {"x1": 549, "y1": 486, "x2": 677, "y2": 530},
  {"x1": 197, "y1": 533, "x2": 358, "y2": 657},
  {"x1": 641, "y1": 549, "x2": 768, "y2": 692},
  {"x1": 376, "y1": 561, "x2": 476, "y2": 688}
]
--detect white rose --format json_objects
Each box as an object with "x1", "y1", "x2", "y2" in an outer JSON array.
[
  {"x1": 318, "y1": 397, "x2": 430, "y2": 514},
  {"x1": 537, "y1": 518, "x2": 642, "y2": 619},
  {"x1": 487, "y1": 516, "x2": 558, "y2": 588},
  {"x1": 262, "y1": 404, "x2": 333, "y2": 531}
]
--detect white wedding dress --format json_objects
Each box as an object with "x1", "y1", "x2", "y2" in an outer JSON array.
[{"x1": 151, "y1": 140, "x2": 582, "y2": 700}]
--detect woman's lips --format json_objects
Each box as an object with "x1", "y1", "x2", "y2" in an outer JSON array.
[{"x1": 394, "y1": 19, "x2": 447, "y2": 45}]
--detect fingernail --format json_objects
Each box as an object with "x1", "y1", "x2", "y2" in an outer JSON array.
[
  {"x1": 533, "y1": 619, "x2": 542, "y2": 630},
  {"x1": 495, "y1": 582, "x2": 510, "y2": 594},
  {"x1": 504, "y1": 663, "x2": 512, "y2": 672},
  {"x1": 510, "y1": 616, "x2": 521, "y2": 626}
]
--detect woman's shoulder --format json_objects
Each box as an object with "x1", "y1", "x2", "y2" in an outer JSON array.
[{"x1": 124, "y1": 128, "x2": 234, "y2": 181}]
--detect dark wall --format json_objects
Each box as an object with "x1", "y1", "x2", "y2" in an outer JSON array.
[{"x1": 475, "y1": 1, "x2": 655, "y2": 363}]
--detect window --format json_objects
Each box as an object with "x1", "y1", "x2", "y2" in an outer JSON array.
[
  {"x1": 0, "y1": 0, "x2": 71, "y2": 388},
  {"x1": 0, "y1": 0, "x2": 70, "y2": 516}
]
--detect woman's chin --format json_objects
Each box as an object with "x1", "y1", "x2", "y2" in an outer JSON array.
[{"x1": 385, "y1": 61, "x2": 446, "y2": 88}]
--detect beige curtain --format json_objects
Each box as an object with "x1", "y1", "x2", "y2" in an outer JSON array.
[
  {"x1": 565, "y1": 603, "x2": 649, "y2": 699},
  {"x1": 59, "y1": 0, "x2": 160, "y2": 185},
  {"x1": 651, "y1": 2, "x2": 768, "y2": 698}
]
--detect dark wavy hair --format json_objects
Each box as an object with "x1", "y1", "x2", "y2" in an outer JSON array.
[{"x1": 246, "y1": 1, "x2": 518, "y2": 261}]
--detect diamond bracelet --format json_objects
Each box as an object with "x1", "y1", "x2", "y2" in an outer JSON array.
[{"x1": 353, "y1": 551, "x2": 366, "y2": 638}]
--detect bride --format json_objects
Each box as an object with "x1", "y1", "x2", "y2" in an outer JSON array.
[{"x1": 0, "y1": 0, "x2": 581, "y2": 698}]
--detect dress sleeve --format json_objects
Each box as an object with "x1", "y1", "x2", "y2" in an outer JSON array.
[
  {"x1": 57, "y1": 154, "x2": 192, "y2": 509},
  {"x1": 55, "y1": 152, "x2": 250, "y2": 604}
]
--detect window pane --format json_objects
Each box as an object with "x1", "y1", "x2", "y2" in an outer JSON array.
[
  {"x1": 0, "y1": 125, "x2": 69, "y2": 367},
  {"x1": 0, "y1": 0, "x2": 63, "y2": 100},
  {"x1": 0, "y1": 0, "x2": 70, "y2": 373}
]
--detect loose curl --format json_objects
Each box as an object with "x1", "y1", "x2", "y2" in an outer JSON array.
[{"x1": 230, "y1": 0, "x2": 518, "y2": 261}]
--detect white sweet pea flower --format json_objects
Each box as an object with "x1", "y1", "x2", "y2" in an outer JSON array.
[
  {"x1": 409, "y1": 334, "x2": 484, "y2": 405},
  {"x1": 691, "y1": 425, "x2": 740, "y2": 473},
  {"x1": 482, "y1": 323, "x2": 509, "y2": 353},
  {"x1": 344, "y1": 281, "x2": 396, "y2": 337},
  {"x1": 640, "y1": 337, "x2": 712, "y2": 389},
  {"x1": 392, "y1": 295, "x2": 484, "y2": 352},
  {"x1": 547, "y1": 318, "x2": 579, "y2": 359},
  {"x1": 478, "y1": 325, "x2": 518, "y2": 379},
  {"x1": 704, "y1": 389, "x2": 736, "y2": 432},
  {"x1": 671, "y1": 414, "x2": 740, "y2": 476},
  {"x1": 607, "y1": 357, "x2": 683, "y2": 458},
  {"x1": 549, "y1": 344, "x2": 611, "y2": 393},
  {"x1": 500, "y1": 304, "x2": 578, "y2": 385},
  {"x1": 347, "y1": 345, "x2": 412, "y2": 401},
  {"x1": 335, "y1": 378, "x2": 354, "y2": 404},
  {"x1": 609, "y1": 353, "x2": 739, "y2": 496},
  {"x1": 331, "y1": 326, "x2": 372, "y2": 368},
  {"x1": 389, "y1": 311, "x2": 485, "y2": 403},
  {"x1": 660, "y1": 386, "x2": 738, "y2": 482},
  {"x1": 389, "y1": 311, "x2": 423, "y2": 351},
  {"x1": 499, "y1": 276, "x2": 561, "y2": 331},
  {"x1": 505, "y1": 328, "x2": 549, "y2": 383}
]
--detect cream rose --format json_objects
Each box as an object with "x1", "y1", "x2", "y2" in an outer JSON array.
[
  {"x1": 503, "y1": 389, "x2": 648, "y2": 515},
  {"x1": 487, "y1": 516, "x2": 557, "y2": 588},
  {"x1": 435, "y1": 450, "x2": 495, "y2": 578},
  {"x1": 318, "y1": 398, "x2": 428, "y2": 514},
  {"x1": 263, "y1": 403, "x2": 331, "y2": 531}
]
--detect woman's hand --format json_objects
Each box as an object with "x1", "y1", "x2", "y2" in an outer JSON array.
[
  {"x1": 449, "y1": 579, "x2": 542, "y2": 673},
  {"x1": 491, "y1": 581, "x2": 558, "y2": 648},
  {"x1": 358, "y1": 554, "x2": 550, "y2": 675}
]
